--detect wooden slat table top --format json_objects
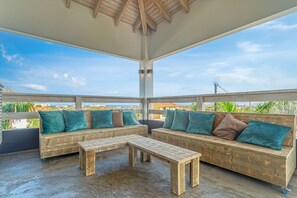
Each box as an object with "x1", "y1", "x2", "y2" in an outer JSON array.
[
  {"x1": 78, "y1": 134, "x2": 142, "y2": 151},
  {"x1": 129, "y1": 137, "x2": 201, "y2": 164}
]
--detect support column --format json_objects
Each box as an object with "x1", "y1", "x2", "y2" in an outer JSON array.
[
  {"x1": 139, "y1": 34, "x2": 153, "y2": 120},
  {"x1": 139, "y1": 60, "x2": 153, "y2": 120},
  {"x1": 0, "y1": 83, "x2": 3, "y2": 145}
]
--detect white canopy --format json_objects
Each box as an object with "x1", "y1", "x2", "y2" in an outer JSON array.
[{"x1": 1, "y1": 0, "x2": 297, "y2": 61}]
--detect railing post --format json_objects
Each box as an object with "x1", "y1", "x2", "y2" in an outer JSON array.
[
  {"x1": 196, "y1": 96, "x2": 205, "y2": 111},
  {"x1": 141, "y1": 98, "x2": 147, "y2": 120},
  {"x1": 0, "y1": 83, "x2": 4, "y2": 145},
  {"x1": 75, "y1": 96, "x2": 83, "y2": 110}
]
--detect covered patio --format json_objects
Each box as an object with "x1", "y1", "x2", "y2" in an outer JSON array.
[{"x1": 1, "y1": 0, "x2": 297, "y2": 197}]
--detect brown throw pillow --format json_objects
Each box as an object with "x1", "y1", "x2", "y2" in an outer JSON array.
[
  {"x1": 112, "y1": 111, "x2": 124, "y2": 127},
  {"x1": 213, "y1": 113, "x2": 247, "y2": 140},
  {"x1": 84, "y1": 111, "x2": 92, "y2": 129}
]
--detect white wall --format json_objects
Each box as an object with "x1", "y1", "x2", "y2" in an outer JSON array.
[
  {"x1": 149, "y1": 0, "x2": 297, "y2": 60},
  {"x1": 0, "y1": 0, "x2": 142, "y2": 60}
]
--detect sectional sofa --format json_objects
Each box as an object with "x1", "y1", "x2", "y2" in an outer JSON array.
[
  {"x1": 39, "y1": 110, "x2": 148, "y2": 159},
  {"x1": 152, "y1": 111, "x2": 296, "y2": 190}
]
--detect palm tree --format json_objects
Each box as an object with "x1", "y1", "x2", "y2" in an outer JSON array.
[
  {"x1": 255, "y1": 101, "x2": 275, "y2": 114},
  {"x1": 2, "y1": 102, "x2": 34, "y2": 130},
  {"x1": 190, "y1": 103, "x2": 198, "y2": 111},
  {"x1": 217, "y1": 102, "x2": 237, "y2": 112}
]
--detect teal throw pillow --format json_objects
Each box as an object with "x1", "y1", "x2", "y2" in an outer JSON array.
[
  {"x1": 236, "y1": 120, "x2": 291, "y2": 150},
  {"x1": 38, "y1": 111, "x2": 65, "y2": 134},
  {"x1": 170, "y1": 110, "x2": 189, "y2": 131},
  {"x1": 186, "y1": 112, "x2": 215, "y2": 135},
  {"x1": 123, "y1": 112, "x2": 139, "y2": 126},
  {"x1": 62, "y1": 110, "x2": 87, "y2": 132},
  {"x1": 91, "y1": 110, "x2": 113, "y2": 129},
  {"x1": 163, "y1": 110, "x2": 175, "y2": 129}
]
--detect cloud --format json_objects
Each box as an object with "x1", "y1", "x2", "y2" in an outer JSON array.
[
  {"x1": 168, "y1": 71, "x2": 183, "y2": 78},
  {"x1": 22, "y1": 84, "x2": 48, "y2": 92},
  {"x1": 106, "y1": 89, "x2": 119, "y2": 95},
  {"x1": 53, "y1": 72, "x2": 86, "y2": 87},
  {"x1": 215, "y1": 67, "x2": 266, "y2": 85},
  {"x1": 237, "y1": 41, "x2": 263, "y2": 53},
  {"x1": 0, "y1": 44, "x2": 24, "y2": 65},
  {"x1": 253, "y1": 20, "x2": 297, "y2": 31}
]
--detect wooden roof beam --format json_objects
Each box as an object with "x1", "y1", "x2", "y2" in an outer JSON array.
[
  {"x1": 177, "y1": 0, "x2": 189, "y2": 13},
  {"x1": 115, "y1": 0, "x2": 131, "y2": 26},
  {"x1": 66, "y1": 0, "x2": 72, "y2": 8},
  {"x1": 93, "y1": 0, "x2": 103, "y2": 18},
  {"x1": 151, "y1": 0, "x2": 172, "y2": 23},
  {"x1": 133, "y1": 18, "x2": 141, "y2": 32},
  {"x1": 138, "y1": 0, "x2": 148, "y2": 36},
  {"x1": 146, "y1": 14, "x2": 157, "y2": 31}
]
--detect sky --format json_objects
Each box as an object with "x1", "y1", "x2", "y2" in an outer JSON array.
[{"x1": 1, "y1": 12, "x2": 297, "y2": 97}]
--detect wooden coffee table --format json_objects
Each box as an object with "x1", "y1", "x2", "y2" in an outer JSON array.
[{"x1": 78, "y1": 135, "x2": 201, "y2": 196}]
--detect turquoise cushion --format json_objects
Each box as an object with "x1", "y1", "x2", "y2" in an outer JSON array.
[
  {"x1": 186, "y1": 112, "x2": 215, "y2": 135},
  {"x1": 62, "y1": 110, "x2": 87, "y2": 132},
  {"x1": 91, "y1": 110, "x2": 113, "y2": 128},
  {"x1": 123, "y1": 112, "x2": 139, "y2": 126},
  {"x1": 163, "y1": 110, "x2": 175, "y2": 129},
  {"x1": 170, "y1": 110, "x2": 189, "y2": 131},
  {"x1": 236, "y1": 120, "x2": 291, "y2": 150},
  {"x1": 38, "y1": 111, "x2": 65, "y2": 134}
]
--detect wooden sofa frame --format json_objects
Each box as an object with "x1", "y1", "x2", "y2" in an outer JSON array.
[
  {"x1": 152, "y1": 112, "x2": 296, "y2": 189},
  {"x1": 39, "y1": 111, "x2": 148, "y2": 159}
]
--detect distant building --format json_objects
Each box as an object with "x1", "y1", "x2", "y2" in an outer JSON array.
[{"x1": 153, "y1": 103, "x2": 178, "y2": 120}]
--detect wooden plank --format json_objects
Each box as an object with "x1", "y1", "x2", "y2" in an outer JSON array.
[
  {"x1": 148, "y1": 89, "x2": 297, "y2": 103},
  {"x1": 93, "y1": 0, "x2": 103, "y2": 18},
  {"x1": 3, "y1": 92, "x2": 142, "y2": 103},
  {"x1": 190, "y1": 157, "x2": 199, "y2": 187},
  {"x1": 196, "y1": 96, "x2": 205, "y2": 111},
  {"x1": 66, "y1": 0, "x2": 72, "y2": 8},
  {"x1": 177, "y1": 0, "x2": 189, "y2": 13},
  {"x1": 151, "y1": 0, "x2": 172, "y2": 23},
  {"x1": 129, "y1": 146, "x2": 137, "y2": 167},
  {"x1": 138, "y1": 0, "x2": 147, "y2": 36},
  {"x1": 140, "y1": 151, "x2": 151, "y2": 162},
  {"x1": 2, "y1": 112, "x2": 39, "y2": 120},
  {"x1": 79, "y1": 147, "x2": 85, "y2": 170},
  {"x1": 75, "y1": 96, "x2": 83, "y2": 110},
  {"x1": 85, "y1": 150, "x2": 96, "y2": 176},
  {"x1": 3, "y1": 93, "x2": 76, "y2": 103},
  {"x1": 170, "y1": 162, "x2": 186, "y2": 196},
  {"x1": 128, "y1": 137, "x2": 200, "y2": 164},
  {"x1": 115, "y1": 0, "x2": 131, "y2": 26},
  {"x1": 133, "y1": 17, "x2": 141, "y2": 32},
  {"x1": 149, "y1": 109, "x2": 166, "y2": 116},
  {"x1": 2, "y1": 110, "x2": 142, "y2": 121},
  {"x1": 83, "y1": 96, "x2": 142, "y2": 103},
  {"x1": 146, "y1": 14, "x2": 157, "y2": 31}
]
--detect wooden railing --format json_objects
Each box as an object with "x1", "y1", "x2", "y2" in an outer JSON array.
[
  {"x1": 147, "y1": 89, "x2": 297, "y2": 117},
  {"x1": 2, "y1": 88, "x2": 297, "y2": 121},
  {"x1": 2, "y1": 92, "x2": 143, "y2": 120}
]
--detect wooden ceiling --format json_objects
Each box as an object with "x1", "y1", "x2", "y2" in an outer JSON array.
[{"x1": 65, "y1": 0, "x2": 192, "y2": 35}]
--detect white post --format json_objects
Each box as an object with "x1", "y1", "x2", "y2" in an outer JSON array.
[
  {"x1": 139, "y1": 61, "x2": 153, "y2": 120},
  {"x1": 0, "y1": 83, "x2": 4, "y2": 145},
  {"x1": 139, "y1": 34, "x2": 153, "y2": 120}
]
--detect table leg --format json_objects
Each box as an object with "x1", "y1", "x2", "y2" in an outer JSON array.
[
  {"x1": 79, "y1": 147, "x2": 85, "y2": 170},
  {"x1": 140, "y1": 151, "x2": 151, "y2": 162},
  {"x1": 190, "y1": 157, "x2": 199, "y2": 187},
  {"x1": 170, "y1": 162, "x2": 186, "y2": 196},
  {"x1": 129, "y1": 146, "x2": 137, "y2": 167},
  {"x1": 85, "y1": 150, "x2": 96, "y2": 176}
]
